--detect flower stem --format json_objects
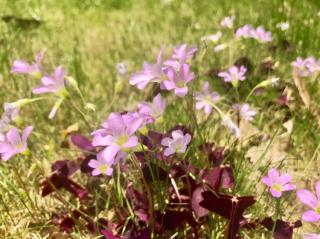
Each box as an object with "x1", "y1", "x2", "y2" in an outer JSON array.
[
  {"x1": 130, "y1": 153, "x2": 154, "y2": 236},
  {"x1": 271, "y1": 198, "x2": 281, "y2": 236}
]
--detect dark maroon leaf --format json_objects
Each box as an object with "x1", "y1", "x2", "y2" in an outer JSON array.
[
  {"x1": 191, "y1": 186, "x2": 209, "y2": 217},
  {"x1": 261, "y1": 217, "x2": 302, "y2": 239},
  {"x1": 129, "y1": 227, "x2": 151, "y2": 239},
  {"x1": 60, "y1": 217, "x2": 75, "y2": 233},
  {"x1": 200, "y1": 191, "x2": 255, "y2": 239},
  {"x1": 41, "y1": 173, "x2": 88, "y2": 200},
  {"x1": 154, "y1": 210, "x2": 197, "y2": 232},
  {"x1": 70, "y1": 133, "x2": 95, "y2": 152},
  {"x1": 199, "y1": 143, "x2": 225, "y2": 167},
  {"x1": 78, "y1": 154, "x2": 95, "y2": 173},
  {"x1": 139, "y1": 131, "x2": 164, "y2": 150},
  {"x1": 210, "y1": 147, "x2": 225, "y2": 167},
  {"x1": 277, "y1": 94, "x2": 288, "y2": 106},
  {"x1": 51, "y1": 160, "x2": 79, "y2": 177},
  {"x1": 142, "y1": 162, "x2": 168, "y2": 182},
  {"x1": 126, "y1": 183, "x2": 148, "y2": 222},
  {"x1": 201, "y1": 165, "x2": 234, "y2": 191}
]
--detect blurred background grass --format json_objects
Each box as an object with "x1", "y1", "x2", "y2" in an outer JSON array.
[{"x1": 0, "y1": 0, "x2": 320, "y2": 238}]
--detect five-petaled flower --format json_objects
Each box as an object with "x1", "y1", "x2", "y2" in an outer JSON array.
[
  {"x1": 11, "y1": 52, "x2": 44, "y2": 78},
  {"x1": 220, "y1": 16, "x2": 235, "y2": 28},
  {"x1": 130, "y1": 50, "x2": 164, "y2": 90},
  {"x1": 195, "y1": 81, "x2": 220, "y2": 115},
  {"x1": 233, "y1": 103, "x2": 257, "y2": 122},
  {"x1": 162, "y1": 64, "x2": 195, "y2": 97},
  {"x1": 161, "y1": 130, "x2": 191, "y2": 156},
  {"x1": 261, "y1": 168, "x2": 296, "y2": 198},
  {"x1": 92, "y1": 112, "x2": 143, "y2": 161},
  {"x1": 0, "y1": 126, "x2": 33, "y2": 161},
  {"x1": 138, "y1": 93, "x2": 166, "y2": 124},
  {"x1": 88, "y1": 149, "x2": 117, "y2": 176},
  {"x1": 164, "y1": 44, "x2": 197, "y2": 69},
  {"x1": 32, "y1": 65, "x2": 67, "y2": 97},
  {"x1": 235, "y1": 25, "x2": 272, "y2": 43},
  {"x1": 218, "y1": 65, "x2": 247, "y2": 88},
  {"x1": 297, "y1": 181, "x2": 320, "y2": 222}
]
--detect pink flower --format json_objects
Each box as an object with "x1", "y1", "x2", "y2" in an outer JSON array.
[
  {"x1": 171, "y1": 44, "x2": 197, "y2": 64},
  {"x1": 161, "y1": 130, "x2": 191, "y2": 156},
  {"x1": 116, "y1": 62, "x2": 127, "y2": 76},
  {"x1": 221, "y1": 116, "x2": 240, "y2": 138},
  {"x1": 251, "y1": 26, "x2": 272, "y2": 43},
  {"x1": 218, "y1": 65, "x2": 247, "y2": 87},
  {"x1": 236, "y1": 25, "x2": 272, "y2": 43},
  {"x1": 233, "y1": 103, "x2": 257, "y2": 121},
  {"x1": 138, "y1": 93, "x2": 166, "y2": 124},
  {"x1": 303, "y1": 233, "x2": 320, "y2": 239},
  {"x1": 162, "y1": 64, "x2": 195, "y2": 97},
  {"x1": 235, "y1": 24, "x2": 254, "y2": 38},
  {"x1": 261, "y1": 168, "x2": 296, "y2": 198},
  {"x1": 88, "y1": 151, "x2": 115, "y2": 176},
  {"x1": 220, "y1": 16, "x2": 235, "y2": 28},
  {"x1": 11, "y1": 52, "x2": 44, "y2": 77},
  {"x1": 32, "y1": 65, "x2": 67, "y2": 96},
  {"x1": 0, "y1": 126, "x2": 33, "y2": 161},
  {"x1": 3, "y1": 103, "x2": 20, "y2": 121},
  {"x1": 305, "y1": 57, "x2": 320, "y2": 74},
  {"x1": 130, "y1": 50, "x2": 164, "y2": 90},
  {"x1": 163, "y1": 44, "x2": 197, "y2": 70},
  {"x1": 297, "y1": 181, "x2": 320, "y2": 222},
  {"x1": 195, "y1": 81, "x2": 220, "y2": 115},
  {"x1": 291, "y1": 57, "x2": 312, "y2": 77},
  {"x1": 92, "y1": 112, "x2": 143, "y2": 160}
]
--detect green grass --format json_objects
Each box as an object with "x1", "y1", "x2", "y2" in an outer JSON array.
[{"x1": 0, "y1": 0, "x2": 320, "y2": 238}]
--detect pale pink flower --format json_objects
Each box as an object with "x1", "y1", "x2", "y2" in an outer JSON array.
[
  {"x1": 130, "y1": 50, "x2": 164, "y2": 90},
  {"x1": 32, "y1": 65, "x2": 67, "y2": 96},
  {"x1": 262, "y1": 168, "x2": 296, "y2": 198},
  {"x1": 195, "y1": 81, "x2": 220, "y2": 115},
  {"x1": 233, "y1": 103, "x2": 257, "y2": 121},
  {"x1": 92, "y1": 112, "x2": 143, "y2": 159},
  {"x1": 297, "y1": 181, "x2": 320, "y2": 222},
  {"x1": 0, "y1": 126, "x2": 33, "y2": 161},
  {"x1": 161, "y1": 130, "x2": 191, "y2": 156},
  {"x1": 218, "y1": 65, "x2": 247, "y2": 86},
  {"x1": 138, "y1": 93, "x2": 166, "y2": 124},
  {"x1": 162, "y1": 64, "x2": 195, "y2": 97},
  {"x1": 11, "y1": 52, "x2": 44, "y2": 77},
  {"x1": 220, "y1": 16, "x2": 235, "y2": 28}
]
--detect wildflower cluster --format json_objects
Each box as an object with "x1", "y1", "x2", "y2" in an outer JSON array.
[
  {"x1": 236, "y1": 24, "x2": 273, "y2": 43},
  {"x1": 1, "y1": 16, "x2": 319, "y2": 239}
]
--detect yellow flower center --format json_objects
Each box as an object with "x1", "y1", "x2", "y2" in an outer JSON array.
[
  {"x1": 272, "y1": 183, "x2": 282, "y2": 192},
  {"x1": 117, "y1": 135, "x2": 129, "y2": 146},
  {"x1": 17, "y1": 142, "x2": 24, "y2": 149},
  {"x1": 176, "y1": 80, "x2": 185, "y2": 88},
  {"x1": 99, "y1": 164, "x2": 108, "y2": 173},
  {"x1": 316, "y1": 206, "x2": 320, "y2": 215},
  {"x1": 175, "y1": 143, "x2": 182, "y2": 152}
]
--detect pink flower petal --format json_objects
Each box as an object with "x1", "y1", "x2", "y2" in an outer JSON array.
[
  {"x1": 6, "y1": 127, "x2": 21, "y2": 146},
  {"x1": 282, "y1": 183, "x2": 296, "y2": 191},
  {"x1": 270, "y1": 188, "x2": 282, "y2": 198},
  {"x1": 302, "y1": 210, "x2": 320, "y2": 222},
  {"x1": 122, "y1": 136, "x2": 138, "y2": 148},
  {"x1": 297, "y1": 189, "x2": 318, "y2": 209}
]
